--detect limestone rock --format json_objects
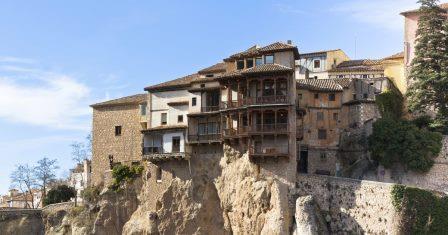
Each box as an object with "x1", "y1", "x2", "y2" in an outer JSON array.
[{"x1": 293, "y1": 195, "x2": 329, "y2": 235}]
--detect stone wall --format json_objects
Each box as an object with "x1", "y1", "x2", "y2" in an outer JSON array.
[
  {"x1": 294, "y1": 174, "x2": 400, "y2": 234},
  {"x1": 376, "y1": 135, "x2": 448, "y2": 193},
  {"x1": 0, "y1": 209, "x2": 44, "y2": 235},
  {"x1": 92, "y1": 104, "x2": 143, "y2": 186}
]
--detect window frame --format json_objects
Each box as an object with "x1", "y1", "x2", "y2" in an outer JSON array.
[
  {"x1": 161, "y1": 113, "x2": 167, "y2": 125},
  {"x1": 329, "y1": 93, "x2": 336, "y2": 101},
  {"x1": 264, "y1": 55, "x2": 274, "y2": 64},
  {"x1": 255, "y1": 57, "x2": 263, "y2": 66},
  {"x1": 313, "y1": 60, "x2": 321, "y2": 69},
  {"x1": 246, "y1": 58, "x2": 254, "y2": 68},
  {"x1": 192, "y1": 97, "x2": 197, "y2": 106},
  {"x1": 317, "y1": 112, "x2": 324, "y2": 121},
  {"x1": 115, "y1": 126, "x2": 122, "y2": 136},
  {"x1": 318, "y1": 129, "x2": 327, "y2": 140},
  {"x1": 177, "y1": 115, "x2": 184, "y2": 123},
  {"x1": 236, "y1": 60, "x2": 245, "y2": 70}
]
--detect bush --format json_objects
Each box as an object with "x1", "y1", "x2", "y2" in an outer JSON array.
[
  {"x1": 391, "y1": 185, "x2": 448, "y2": 234},
  {"x1": 369, "y1": 118, "x2": 443, "y2": 172},
  {"x1": 81, "y1": 186, "x2": 101, "y2": 203},
  {"x1": 375, "y1": 89, "x2": 404, "y2": 120},
  {"x1": 109, "y1": 164, "x2": 144, "y2": 191},
  {"x1": 43, "y1": 185, "x2": 76, "y2": 206}
]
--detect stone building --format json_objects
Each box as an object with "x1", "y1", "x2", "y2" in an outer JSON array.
[
  {"x1": 296, "y1": 49, "x2": 350, "y2": 80},
  {"x1": 90, "y1": 94, "x2": 147, "y2": 186},
  {"x1": 296, "y1": 78, "x2": 383, "y2": 176}
]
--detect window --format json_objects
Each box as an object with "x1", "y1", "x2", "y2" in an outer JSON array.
[
  {"x1": 320, "y1": 153, "x2": 327, "y2": 160},
  {"x1": 246, "y1": 58, "x2": 254, "y2": 68},
  {"x1": 161, "y1": 113, "x2": 167, "y2": 125},
  {"x1": 172, "y1": 136, "x2": 181, "y2": 153},
  {"x1": 298, "y1": 94, "x2": 303, "y2": 100},
  {"x1": 200, "y1": 83, "x2": 206, "y2": 88},
  {"x1": 329, "y1": 93, "x2": 336, "y2": 101},
  {"x1": 236, "y1": 60, "x2": 245, "y2": 70},
  {"x1": 115, "y1": 126, "x2": 122, "y2": 136},
  {"x1": 362, "y1": 74, "x2": 368, "y2": 78},
  {"x1": 255, "y1": 57, "x2": 263, "y2": 66},
  {"x1": 353, "y1": 94, "x2": 357, "y2": 100},
  {"x1": 205, "y1": 74, "x2": 214, "y2": 78},
  {"x1": 313, "y1": 76, "x2": 318, "y2": 80},
  {"x1": 139, "y1": 104, "x2": 147, "y2": 116},
  {"x1": 192, "y1": 97, "x2": 197, "y2": 106},
  {"x1": 314, "y1": 93, "x2": 319, "y2": 99},
  {"x1": 337, "y1": 75, "x2": 344, "y2": 79},
  {"x1": 318, "y1": 129, "x2": 327, "y2": 140},
  {"x1": 178, "y1": 115, "x2": 183, "y2": 123},
  {"x1": 333, "y1": 112, "x2": 339, "y2": 121},
  {"x1": 333, "y1": 59, "x2": 337, "y2": 68},
  {"x1": 264, "y1": 55, "x2": 274, "y2": 64},
  {"x1": 314, "y1": 60, "x2": 321, "y2": 68},
  {"x1": 156, "y1": 167, "x2": 162, "y2": 182},
  {"x1": 317, "y1": 112, "x2": 324, "y2": 121},
  {"x1": 363, "y1": 93, "x2": 368, "y2": 99}
]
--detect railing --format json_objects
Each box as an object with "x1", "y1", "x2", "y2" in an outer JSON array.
[
  {"x1": 249, "y1": 123, "x2": 288, "y2": 133},
  {"x1": 201, "y1": 106, "x2": 220, "y2": 112},
  {"x1": 245, "y1": 95, "x2": 289, "y2": 105},
  {"x1": 220, "y1": 101, "x2": 239, "y2": 109},
  {"x1": 142, "y1": 146, "x2": 163, "y2": 154},
  {"x1": 188, "y1": 133, "x2": 221, "y2": 142},
  {"x1": 250, "y1": 145, "x2": 289, "y2": 155},
  {"x1": 237, "y1": 126, "x2": 248, "y2": 135},
  {"x1": 223, "y1": 128, "x2": 237, "y2": 137}
]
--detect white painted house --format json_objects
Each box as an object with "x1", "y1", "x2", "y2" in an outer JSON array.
[{"x1": 296, "y1": 49, "x2": 350, "y2": 80}]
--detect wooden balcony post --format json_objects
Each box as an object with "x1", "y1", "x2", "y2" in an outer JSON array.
[
  {"x1": 261, "y1": 110, "x2": 264, "y2": 132},
  {"x1": 274, "y1": 78, "x2": 277, "y2": 97},
  {"x1": 274, "y1": 109, "x2": 277, "y2": 131}
]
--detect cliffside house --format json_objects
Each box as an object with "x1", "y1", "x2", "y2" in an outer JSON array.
[
  {"x1": 296, "y1": 49, "x2": 350, "y2": 80},
  {"x1": 68, "y1": 159, "x2": 92, "y2": 203}
]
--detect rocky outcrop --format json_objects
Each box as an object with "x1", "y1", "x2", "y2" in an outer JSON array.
[
  {"x1": 0, "y1": 209, "x2": 44, "y2": 235},
  {"x1": 293, "y1": 196, "x2": 328, "y2": 235}
]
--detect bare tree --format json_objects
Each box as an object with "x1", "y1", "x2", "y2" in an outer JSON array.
[
  {"x1": 34, "y1": 157, "x2": 59, "y2": 204},
  {"x1": 10, "y1": 164, "x2": 37, "y2": 208},
  {"x1": 71, "y1": 134, "x2": 92, "y2": 164}
]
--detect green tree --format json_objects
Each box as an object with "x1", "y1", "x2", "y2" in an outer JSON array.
[
  {"x1": 43, "y1": 185, "x2": 76, "y2": 206},
  {"x1": 368, "y1": 118, "x2": 443, "y2": 172},
  {"x1": 407, "y1": 0, "x2": 448, "y2": 127}
]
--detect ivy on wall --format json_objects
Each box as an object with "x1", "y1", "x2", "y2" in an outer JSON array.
[
  {"x1": 392, "y1": 185, "x2": 448, "y2": 234},
  {"x1": 110, "y1": 164, "x2": 144, "y2": 191}
]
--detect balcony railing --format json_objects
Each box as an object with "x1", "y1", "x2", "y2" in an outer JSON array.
[
  {"x1": 223, "y1": 128, "x2": 237, "y2": 137},
  {"x1": 220, "y1": 101, "x2": 240, "y2": 109},
  {"x1": 245, "y1": 95, "x2": 289, "y2": 105},
  {"x1": 188, "y1": 133, "x2": 221, "y2": 142},
  {"x1": 249, "y1": 123, "x2": 288, "y2": 133},
  {"x1": 237, "y1": 126, "x2": 248, "y2": 135},
  {"x1": 201, "y1": 106, "x2": 220, "y2": 112},
  {"x1": 142, "y1": 147, "x2": 186, "y2": 162},
  {"x1": 250, "y1": 145, "x2": 289, "y2": 156}
]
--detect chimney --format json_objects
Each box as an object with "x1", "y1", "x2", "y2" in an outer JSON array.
[{"x1": 287, "y1": 40, "x2": 292, "y2": 45}]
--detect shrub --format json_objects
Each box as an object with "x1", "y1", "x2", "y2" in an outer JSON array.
[
  {"x1": 375, "y1": 89, "x2": 404, "y2": 120},
  {"x1": 109, "y1": 164, "x2": 144, "y2": 191},
  {"x1": 391, "y1": 185, "x2": 448, "y2": 234},
  {"x1": 43, "y1": 185, "x2": 76, "y2": 206},
  {"x1": 81, "y1": 186, "x2": 101, "y2": 203},
  {"x1": 369, "y1": 118, "x2": 443, "y2": 172}
]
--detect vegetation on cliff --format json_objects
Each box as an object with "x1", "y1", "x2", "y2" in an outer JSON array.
[
  {"x1": 110, "y1": 164, "x2": 144, "y2": 191},
  {"x1": 43, "y1": 185, "x2": 76, "y2": 205},
  {"x1": 392, "y1": 185, "x2": 448, "y2": 234}
]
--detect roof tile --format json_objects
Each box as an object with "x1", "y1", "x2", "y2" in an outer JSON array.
[
  {"x1": 91, "y1": 94, "x2": 147, "y2": 108},
  {"x1": 297, "y1": 78, "x2": 352, "y2": 91}
]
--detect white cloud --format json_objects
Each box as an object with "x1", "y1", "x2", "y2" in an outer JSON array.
[
  {"x1": 0, "y1": 62, "x2": 92, "y2": 130},
  {"x1": 331, "y1": 0, "x2": 419, "y2": 31}
]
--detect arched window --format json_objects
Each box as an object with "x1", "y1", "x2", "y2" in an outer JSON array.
[
  {"x1": 276, "y1": 78, "x2": 288, "y2": 96},
  {"x1": 263, "y1": 79, "x2": 275, "y2": 96}
]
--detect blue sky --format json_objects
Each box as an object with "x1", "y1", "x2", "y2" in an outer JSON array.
[{"x1": 0, "y1": 0, "x2": 420, "y2": 194}]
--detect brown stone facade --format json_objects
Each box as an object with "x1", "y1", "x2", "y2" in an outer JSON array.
[{"x1": 91, "y1": 103, "x2": 145, "y2": 186}]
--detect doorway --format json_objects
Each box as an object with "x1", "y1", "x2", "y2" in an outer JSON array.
[{"x1": 298, "y1": 150, "x2": 308, "y2": 173}]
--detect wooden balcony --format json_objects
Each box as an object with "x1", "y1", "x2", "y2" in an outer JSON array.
[
  {"x1": 188, "y1": 133, "x2": 222, "y2": 144},
  {"x1": 248, "y1": 123, "x2": 288, "y2": 134},
  {"x1": 142, "y1": 147, "x2": 187, "y2": 162},
  {"x1": 201, "y1": 106, "x2": 220, "y2": 113},
  {"x1": 222, "y1": 128, "x2": 237, "y2": 138},
  {"x1": 249, "y1": 145, "x2": 289, "y2": 157},
  {"x1": 245, "y1": 95, "x2": 289, "y2": 105},
  {"x1": 220, "y1": 101, "x2": 240, "y2": 110}
]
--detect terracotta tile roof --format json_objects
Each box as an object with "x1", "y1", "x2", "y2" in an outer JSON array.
[
  {"x1": 144, "y1": 73, "x2": 199, "y2": 92},
  {"x1": 198, "y1": 62, "x2": 226, "y2": 74},
  {"x1": 383, "y1": 52, "x2": 404, "y2": 60},
  {"x1": 297, "y1": 78, "x2": 352, "y2": 91},
  {"x1": 299, "y1": 49, "x2": 341, "y2": 57},
  {"x1": 401, "y1": 3, "x2": 448, "y2": 15},
  {"x1": 142, "y1": 125, "x2": 187, "y2": 133},
  {"x1": 217, "y1": 64, "x2": 293, "y2": 79},
  {"x1": 91, "y1": 94, "x2": 147, "y2": 108},
  {"x1": 328, "y1": 59, "x2": 384, "y2": 73},
  {"x1": 225, "y1": 42, "x2": 299, "y2": 61}
]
